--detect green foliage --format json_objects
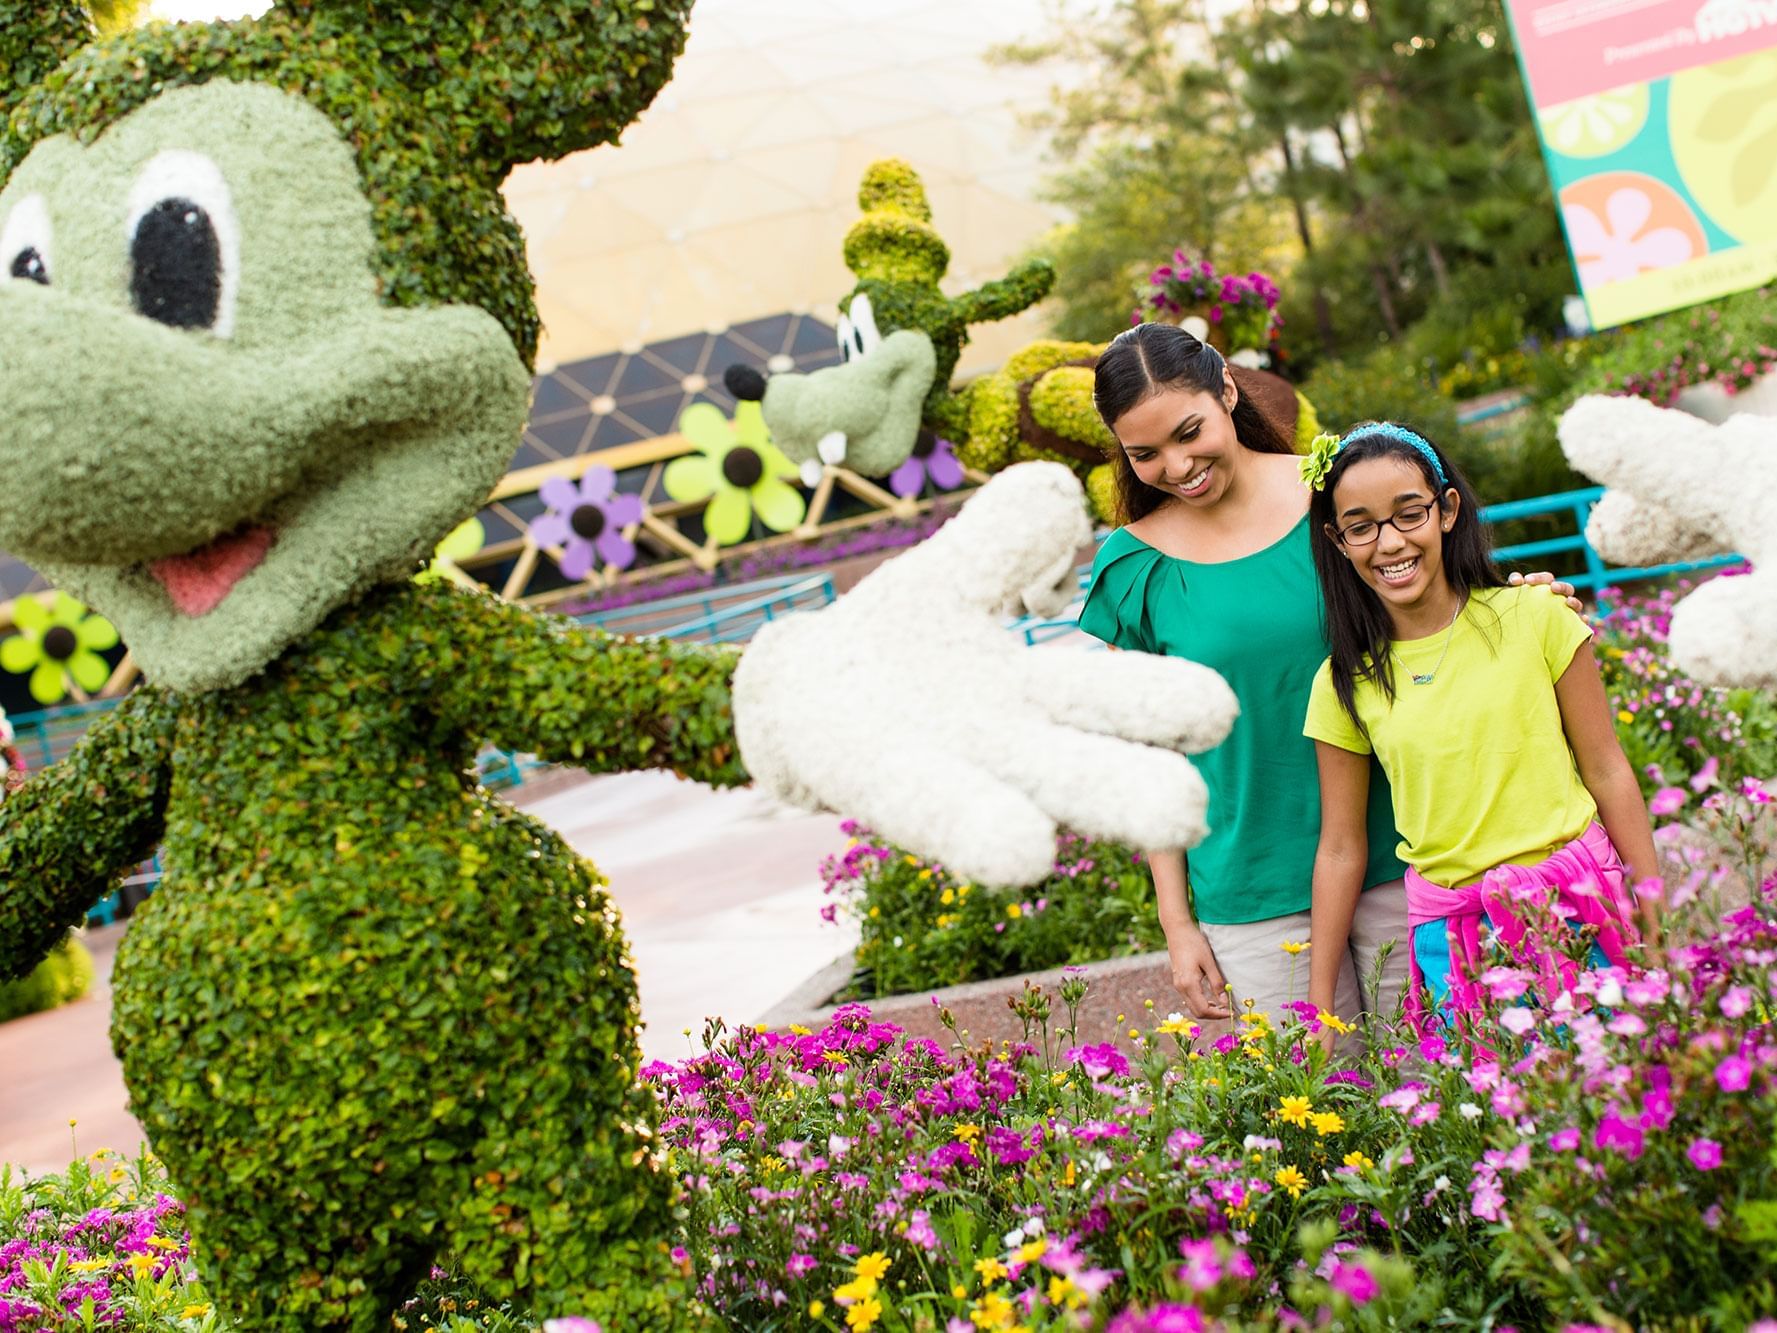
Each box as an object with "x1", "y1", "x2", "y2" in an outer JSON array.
[
  {"x1": 1300, "y1": 345, "x2": 1460, "y2": 444},
  {"x1": 822, "y1": 829, "x2": 1164, "y2": 999},
  {"x1": 0, "y1": 933, "x2": 93, "y2": 1023}
]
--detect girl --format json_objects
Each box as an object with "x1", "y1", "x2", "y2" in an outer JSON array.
[{"x1": 1301, "y1": 423, "x2": 1659, "y2": 1029}]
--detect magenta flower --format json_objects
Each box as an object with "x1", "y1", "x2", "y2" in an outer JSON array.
[
  {"x1": 1548, "y1": 1126, "x2": 1581, "y2": 1151},
  {"x1": 888, "y1": 433, "x2": 966, "y2": 499},
  {"x1": 1715, "y1": 1052, "x2": 1753, "y2": 1091},
  {"x1": 1689, "y1": 755, "x2": 1720, "y2": 791},
  {"x1": 1721, "y1": 985, "x2": 1754, "y2": 1018},
  {"x1": 1594, "y1": 1110, "x2": 1645, "y2": 1159},
  {"x1": 1144, "y1": 1305, "x2": 1207, "y2": 1333},
  {"x1": 1649, "y1": 786, "x2": 1688, "y2": 816},
  {"x1": 542, "y1": 1320, "x2": 603, "y2": 1333},
  {"x1": 530, "y1": 467, "x2": 643, "y2": 578},
  {"x1": 1065, "y1": 1042, "x2": 1130, "y2": 1080},
  {"x1": 1687, "y1": 1137, "x2": 1724, "y2": 1170},
  {"x1": 1330, "y1": 1261, "x2": 1379, "y2": 1304}
]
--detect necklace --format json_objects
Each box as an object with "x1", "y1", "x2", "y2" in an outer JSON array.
[{"x1": 1398, "y1": 600, "x2": 1463, "y2": 686}]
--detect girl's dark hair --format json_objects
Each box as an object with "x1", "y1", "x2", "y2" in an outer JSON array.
[
  {"x1": 1307, "y1": 424, "x2": 1506, "y2": 726},
  {"x1": 1093, "y1": 322, "x2": 1294, "y2": 523}
]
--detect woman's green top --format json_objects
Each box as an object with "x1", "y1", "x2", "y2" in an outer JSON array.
[{"x1": 1078, "y1": 516, "x2": 1405, "y2": 924}]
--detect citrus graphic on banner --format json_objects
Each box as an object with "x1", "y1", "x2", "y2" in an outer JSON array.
[{"x1": 1502, "y1": 0, "x2": 1777, "y2": 329}]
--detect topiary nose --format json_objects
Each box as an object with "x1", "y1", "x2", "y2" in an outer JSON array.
[{"x1": 722, "y1": 447, "x2": 764, "y2": 489}]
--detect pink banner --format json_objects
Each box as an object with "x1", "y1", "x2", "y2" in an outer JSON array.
[{"x1": 1513, "y1": 0, "x2": 1777, "y2": 104}]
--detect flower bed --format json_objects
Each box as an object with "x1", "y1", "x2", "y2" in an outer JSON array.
[
  {"x1": 17, "y1": 813, "x2": 1773, "y2": 1332},
  {"x1": 819, "y1": 827, "x2": 1165, "y2": 1001}
]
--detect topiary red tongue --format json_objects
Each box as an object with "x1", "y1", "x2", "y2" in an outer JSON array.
[{"x1": 149, "y1": 526, "x2": 276, "y2": 617}]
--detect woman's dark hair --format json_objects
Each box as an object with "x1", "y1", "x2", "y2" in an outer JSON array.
[
  {"x1": 1307, "y1": 424, "x2": 1506, "y2": 726},
  {"x1": 1093, "y1": 322, "x2": 1294, "y2": 523}
]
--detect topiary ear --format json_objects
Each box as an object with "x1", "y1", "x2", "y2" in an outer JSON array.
[
  {"x1": 281, "y1": 1, "x2": 692, "y2": 180},
  {"x1": 0, "y1": 5, "x2": 95, "y2": 121}
]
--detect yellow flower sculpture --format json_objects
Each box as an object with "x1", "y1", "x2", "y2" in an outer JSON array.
[
  {"x1": 664, "y1": 401, "x2": 805, "y2": 545},
  {"x1": 1, "y1": 592, "x2": 118, "y2": 703}
]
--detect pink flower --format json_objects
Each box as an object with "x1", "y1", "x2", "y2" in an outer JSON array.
[
  {"x1": 1716, "y1": 1054, "x2": 1752, "y2": 1092},
  {"x1": 1649, "y1": 786, "x2": 1688, "y2": 816},
  {"x1": 1687, "y1": 1137, "x2": 1723, "y2": 1170},
  {"x1": 1689, "y1": 756, "x2": 1720, "y2": 791},
  {"x1": 543, "y1": 1321, "x2": 604, "y2": 1333},
  {"x1": 1498, "y1": 1007, "x2": 1537, "y2": 1036},
  {"x1": 1330, "y1": 1261, "x2": 1379, "y2": 1304},
  {"x1": 1548, "y1": 1126, "x2": 1581, "y2": 1151},
  {"x1": 1721, "y1": 985, "x2": 1754, "y2": 1018}
]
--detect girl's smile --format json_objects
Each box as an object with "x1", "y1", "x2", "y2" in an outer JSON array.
[{"x1": 1113, "y1": 385, "x2": 1242, "y2": 509}]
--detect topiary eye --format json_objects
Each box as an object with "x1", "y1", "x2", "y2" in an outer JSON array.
[
  {"x1": 0, "y1": 194, "x2": 53, "y2": 287},
  {"x1": 125, "y1": 151, "x2": 240, "y2": 337},
  {"x1": 10, "y1": 249, "x2": 48, "y2": 285},
  {"x1": 130, "y1": 198, "x2": 221, "y2": 330}
]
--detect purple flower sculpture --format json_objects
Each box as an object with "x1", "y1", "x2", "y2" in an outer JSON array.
[
  {"x1": 530, "y1": 466, "x2": 643, "y2": 578},
  {"x1": 888, "y1": 432, "x2": 965, "y2": 499}
]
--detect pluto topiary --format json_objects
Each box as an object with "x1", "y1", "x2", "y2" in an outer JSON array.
[{"x1": 0, "y1": 7, "x2": 1238, "y2": 1330}]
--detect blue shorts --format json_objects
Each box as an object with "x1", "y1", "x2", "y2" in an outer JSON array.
[{"x1": 1412, "y1": 919, "x2": 1610, "y2": 1011}]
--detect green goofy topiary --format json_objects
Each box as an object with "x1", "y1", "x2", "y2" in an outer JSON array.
[
  {"x1": 0, "y1": 6, "x2": 1239, "y2": 1329},
  {"x1": 751, "y1": 159, "x2": 1313, "y2": 523}
]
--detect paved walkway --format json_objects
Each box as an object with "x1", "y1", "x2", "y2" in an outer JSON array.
[{"x1": 0, "y1": 770, "x2": 855, "y2": 1176}]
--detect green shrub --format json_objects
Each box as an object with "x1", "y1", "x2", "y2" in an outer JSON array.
[
  {"x1": 1300, "y1": 345, "x2": 1460, "y2": 445},
  {"x1": 0, "y1": 934, "x2": 93, "y2": 1024},
  {"x1": 820, "y1": 824, "x2": 1163, "y2": 998}
]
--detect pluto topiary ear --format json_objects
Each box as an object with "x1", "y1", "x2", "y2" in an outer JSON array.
[
  {"x1": 282, "y1": 1, "x2": 693, "y2": 181},
  {"x1": 0, "y1": 5, "x2": 94, "y2": 119}
]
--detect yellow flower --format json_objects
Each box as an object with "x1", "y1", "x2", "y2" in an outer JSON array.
[
  {"x1": 126, "y1": 1251, "x2": 157, "y2": 1278},
  {"x1": 834, "y1": 1276, "x2": 877, "y2": 1303},
  {"x1": 971, "y1": 1291, "x2": 1016, "y2": 1328},
  {"x1": 1062, "y1": 1158, "x2": 1076, "y2": 1186},
  {"x1": 69, "y1": 1258, "x2": 110, "y2": 1272},
  {"x1": 846, "y1": 1296, "x2": 883, "y2": 1329},
  {"x1": 952, "y1": 1284, "x2": 969, "y2": 1300},
  {"x1": 822, "y1": 1050, "x2": 848, "y2": 1066},
  {"x1": 1279, "y1": 939, "x2": 1310, "y2": 955},
  {"x1": 1310, "y1": 1111, "x2": 1345, "y2": 1136},
  {"x1": 854, "y1": 1251, "x2": 891, "y2": 1282},
  {"x1": 1278, "y1": 1095, "x2": 1313, "y2": 1127},
  {"x1": 954, "y1": 1123, "x2": 981, "y2": 1143},
  {"x1": 1005, "y1": 904, "x2": 1022, "y2": 919},
  {"x1": 974, "y1": 1255, "x2": 1008, "y2": 1284},
  {"x1": 940, "y1": 888, "x2": 955, "y2": 905},
  {"x1": 1274, "y1": 1164, "x2": 1308, "y2": 1197},
  {"x1": 868, "y1": 906, "x2": 880, "y2": 918},
  {"x1": 1048, "y1": 1274, "x2": 1078, "y2": 1304},
  {"x1": 809, "y1": 1300, "x2": 826, "y2": 1319},
  {"x1": 1343, "y1": 1150, "x2": 1376, "y2": 1171},
  {"x1": 179, "y1": 1305, "x2": 211, "y2": 1320},
  {"x1": 146, "y1": 1236, "x2": 181, "y2": 1251},
  {"x1": 918, "y1": 868, "x2": 933, "y2": 881},
  {"x1": 789, "y1": 1024, "x2": 813, "y2": 1036},
  {"x1": 904, "y1": 855, "x2": 922, "y2": 867},
  {"x1": 1015, "y1": 1238, "x2": 1048, "y2": 1264},
  {"x1": 0, "y1": 592, "x2": 119, "y2": 704},
  {"x1": 1318, "y1": 1011, "x2": 1354, "y2": 1034},
  {"x1": 1617, "y1": 709, "x2": 1634, "y2": 723}
]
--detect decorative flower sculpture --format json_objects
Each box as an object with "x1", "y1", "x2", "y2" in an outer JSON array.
[
  {"x1": 530, "y1": 467, "x2": 643, "y2": 577},
  {"x1": 888, "y1": 431, "x2": 965, "y2": 499},
  {"x1": 664, "y1": 400, "x2": 805, "y2": 545},
  {"x1": 0, "y1": 593, "x2": 119, "y2": 704},
  {"x1": 415, "y1": 517, "x2": 487, "y2": 586},
  {"x1": 1299, "y1": 432, "x2": 1342, "y2": 491}
]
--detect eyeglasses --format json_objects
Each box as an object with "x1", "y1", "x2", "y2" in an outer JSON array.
[{"x1": 1329, "y1": 501, "x2": 1439, "y2": 547}]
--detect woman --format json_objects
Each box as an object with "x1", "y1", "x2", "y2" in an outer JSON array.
[{"x1": 1079, "y1": 323, "x2": 1571, "y2": 1028}]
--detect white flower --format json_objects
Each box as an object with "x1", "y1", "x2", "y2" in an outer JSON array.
[
  {"x1": 1458, "y1": 1103, "x2": 1483, "y2": 1120},
  {"x1": 1594, "y1": 978, "x2": 1624, "y2": 1007},
  {"x1": 828, "y1": 1133, "x2": 851, "y2": 1158},
  {"x1": 1003, "y1": 1227, "x2": 1026, "y2": 1249},
  {"x1": 1432, "y1": 1175, "x2": 1451, "y2": 1192},
  {"x1": 1551, "y1": 990, "x2": 1576, "y2": 1014}
]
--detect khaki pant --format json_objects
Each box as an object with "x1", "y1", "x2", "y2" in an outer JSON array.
[{"x1": 1198, "y1": 879, "x2": 1410, "y2": 1030}]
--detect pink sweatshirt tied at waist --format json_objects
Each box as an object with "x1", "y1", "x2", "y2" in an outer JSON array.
[{"x1": 1402, "y1": 821, "x2": 1640, "y2": 1035}]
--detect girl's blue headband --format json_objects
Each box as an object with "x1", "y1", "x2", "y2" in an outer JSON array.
[{"x1": 1299, "y1": 423, "x2": 1447, "y2": 492}]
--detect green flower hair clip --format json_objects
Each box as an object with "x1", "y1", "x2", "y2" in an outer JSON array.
[{"x1": 1300, "y1": 431, "x2": 1342, "y2": 491}]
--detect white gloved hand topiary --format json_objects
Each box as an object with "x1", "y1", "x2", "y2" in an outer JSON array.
[
  {"x1": 732, "y1": 462, "x2": 1238, "y2": 886},
  {"x1": 1560, "y1": 393, "x2": 1776, "y2": 687}
]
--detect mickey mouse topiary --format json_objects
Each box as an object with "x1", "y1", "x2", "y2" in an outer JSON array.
[{"x1": 0, "y1": 6, "x2": 1238, "y2": 1329}]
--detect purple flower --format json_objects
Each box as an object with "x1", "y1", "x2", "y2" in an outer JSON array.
[
  {"x1": 1687, "y1": 1137, "x2": 1723, "y2": 1170},
  {"x1": 1065, "y1": 1042, "x2": 1130, "y2": 1080},
  {"x1": 1330, "y1": 1261, "x2": 1378, "y2": 1304},
  {"x1": 888, "y1": 434, "x2": 965, "y2": 499},
  {"x1": 531, "y1": 467, "x2": 643, "y2": 578},
  {"x1": 1716, "y1": 1054, "x2": 1752, "y2": 1092}
]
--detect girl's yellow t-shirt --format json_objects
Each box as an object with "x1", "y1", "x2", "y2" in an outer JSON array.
[{"x1": 1303, "y1": 585, "x2": 1598, "y2": 889}]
